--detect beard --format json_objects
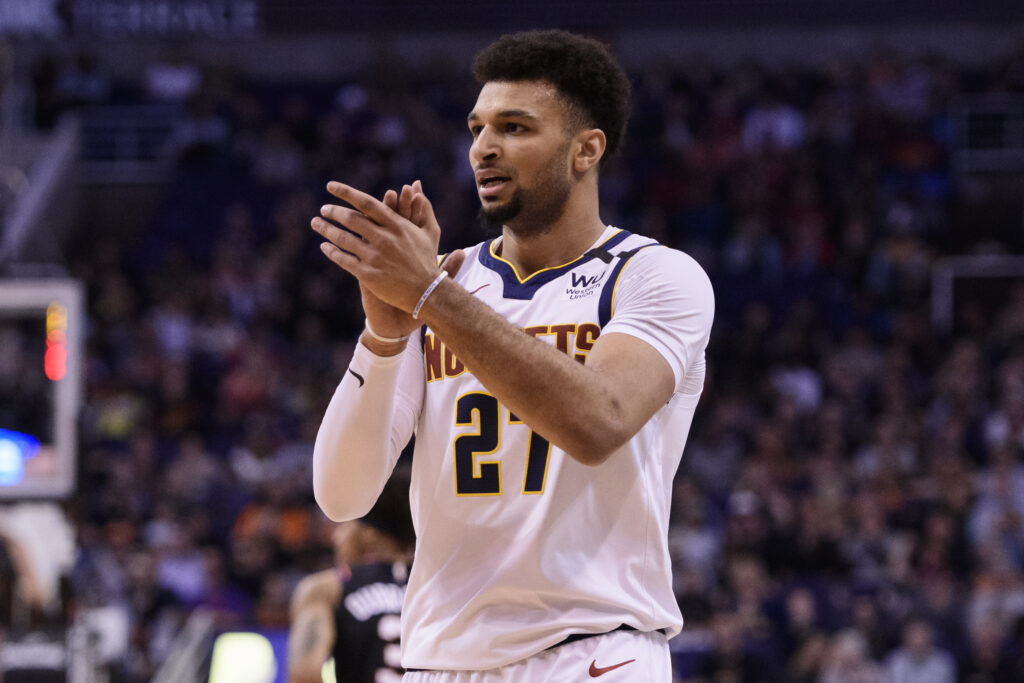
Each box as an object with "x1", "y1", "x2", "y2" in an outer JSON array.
[
  {"x1": 476, "y1": 145, "x2": 573, "y2": 239},
  {"x1": 477, "y1": 192, "x2": 523, "y2": 236}
]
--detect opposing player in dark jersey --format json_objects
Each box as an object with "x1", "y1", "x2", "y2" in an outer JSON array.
[{"x1": 288, "y1": 466, "x2": 414, "y2": 683}]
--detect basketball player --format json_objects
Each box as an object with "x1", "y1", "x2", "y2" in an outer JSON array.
[
  {"x1": 310, "y1": 30, "x2": 714, "y2": 681},
  {"x1": 288, "y1": 466, "x2": 414, "y2": 683}
]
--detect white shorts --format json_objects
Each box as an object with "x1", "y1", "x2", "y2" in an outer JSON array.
[{"x1": 402, "y1": 629, "x2": 671, "y2": 683}]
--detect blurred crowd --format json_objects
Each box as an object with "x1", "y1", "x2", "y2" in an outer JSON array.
[{"x1": 8, "y1": 38, "x2": 1024, "y2": 681}]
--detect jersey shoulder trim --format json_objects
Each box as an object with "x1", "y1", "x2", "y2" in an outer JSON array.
[
  {"x1": 597, "y1": 241, "x2": 662, "y2": 327},
  {"x1": 478, "y1": 229, "x2": 633, "y2": 300}
]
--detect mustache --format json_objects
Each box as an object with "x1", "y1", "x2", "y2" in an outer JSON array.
[{"x1": 474, "y1": 164, "x2": 514, "y2": 176}]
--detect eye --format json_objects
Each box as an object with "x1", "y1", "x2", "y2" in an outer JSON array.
[
  {"x1": 504, "y1": 122, "x2": 524, "y2": 133},
  {"x1": 469, "y1": 125, "x2": 482, "y2": 137}
]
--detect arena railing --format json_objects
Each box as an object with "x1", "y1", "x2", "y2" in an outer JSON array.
[
  {"x1": 931, "y1": 254, "x2": 1024, "y2": 334},
  {"x1": 0, "y1": 116, "x2": 80, "y2": 270},
  {"x1": 151, "y1": 609, "x2": 217, "y2": 683},
  {"x1": 952, "y1": 94, "x2": 1024, "y2": 174},
  {"x1": 75, "y1": 103, "x2": 182, "y2": 184}
]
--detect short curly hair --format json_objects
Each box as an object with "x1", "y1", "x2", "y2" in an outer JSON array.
[{"x1": 471, "y1": 30, "x2": 632, "y2": 164}]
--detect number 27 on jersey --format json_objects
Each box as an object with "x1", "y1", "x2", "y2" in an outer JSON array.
[{"x1": 453, "y1": 392, "x2": 551, "y2": 497}]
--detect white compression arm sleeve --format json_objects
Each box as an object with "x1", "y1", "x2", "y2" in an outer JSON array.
[{"x1": 312, "y1": 338, "x2": 422, "y2": 521}]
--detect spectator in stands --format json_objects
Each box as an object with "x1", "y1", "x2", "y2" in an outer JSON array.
[
  {"x1": 957, "y1": 615, "x2": 1010, "y2": 682},
  {"x1": 882, "y1": 618, "x2": 956, "y2": 683},
  {"x1": 143, "y1": 50, "x2": 203, "y2": 103},
  {"x1": 819, "y1": 629, "x2": 882, "y2": 683},
  {"x1": 686, "y1": 609, "x2": 777, "y2": 683},
  {"x1": 741, "y1": 84, "x2": 806, "y2": 152}
]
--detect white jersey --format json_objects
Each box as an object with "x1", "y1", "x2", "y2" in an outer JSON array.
[{"x1": 379, "y1": 226, "x2": 715, "y2": 670}]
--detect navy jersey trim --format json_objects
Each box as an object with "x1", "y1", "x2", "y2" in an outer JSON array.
[
  {"x1": 478, "y1": 230, "x2": 633, "y2": 300},
  {"x1": 597, "y1": 243, "x2": 660, "y2": 327}
]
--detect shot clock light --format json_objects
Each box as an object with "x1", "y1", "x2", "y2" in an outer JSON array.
[
  {"x1": 0, "y1": 279, "x2": 82, "y2": 498},
  {"x1": 45, "y1": 301, "x2": 68, "y2": 382}
]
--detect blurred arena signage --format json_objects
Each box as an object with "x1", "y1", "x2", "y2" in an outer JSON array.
[
  {"x1": 0, "y1": 0, "x2": 261, "y2": 39},
  {"x1": 71, "y1": 0, "x2": 261, "y2": 38},
  {"x1": 3, "y1": 0, "x2": 1022, "y2": 37}
]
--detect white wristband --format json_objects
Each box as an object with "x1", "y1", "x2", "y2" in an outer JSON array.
[
  {"x1": 412, "y1": 271, "x2": 449, "y2": 319},
  {"x1": 364, "y1": 319, "x2": 410, "y2": 344}
]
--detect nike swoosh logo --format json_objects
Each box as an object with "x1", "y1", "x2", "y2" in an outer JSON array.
[
  {"x1": 589, "y1": 659, "x2": 636, "y2": 677},
  {"x1": 347, "y1": 369, "x2": 365, "y2": 387},
  {"x1": 469, "y1": 284, "x2": 490, "y2": 295}
]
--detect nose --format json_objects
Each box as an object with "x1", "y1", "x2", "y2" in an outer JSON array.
[{"x1": 470, "y1": 125, "x2": 500, "y2": 165}]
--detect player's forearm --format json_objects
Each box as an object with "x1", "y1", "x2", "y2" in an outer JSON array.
[
  {"x1": 313, "y1": 343, "x2": 408, "y2": 520},
  {"x1": 418, "y1": 280, "x2": 635, "y2": 465},
  {"x1": 287, "y1": 604, "x2": 334, "y2": 683},
  {"x1": 288, "y1": 657, "x2": 328, "y2": 683}
]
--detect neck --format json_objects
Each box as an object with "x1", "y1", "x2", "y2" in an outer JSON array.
[{"x1": 498, "y1": 184, "x2": 605, "y2": 277}]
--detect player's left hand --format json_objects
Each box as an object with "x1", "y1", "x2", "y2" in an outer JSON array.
[{"x1": 313, "y1": 180, "x2": 448, "y2": 317}]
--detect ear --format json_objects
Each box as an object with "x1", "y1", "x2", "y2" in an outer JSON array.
[{"x1": 572, "y1": 128, "x2": 606, "y2": 174}]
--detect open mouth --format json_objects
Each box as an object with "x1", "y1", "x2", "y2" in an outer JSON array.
[{"x1": 478, "y1": 176, "x2": 511, "y2": 198}]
